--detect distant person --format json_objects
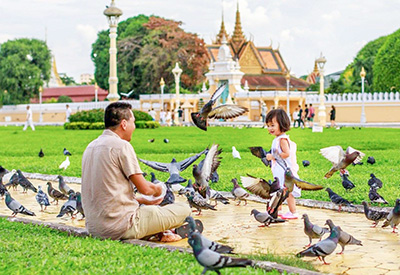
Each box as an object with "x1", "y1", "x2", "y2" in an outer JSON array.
[
  {"x1": 330, "y1": 105, "x2": 337, "y2": 128},
  {"x1": 177, "y1": 106, "x2": 183, "y2": 124},
  {"x1": 148, "y1": 108, "x2": 156, "y2": 121},
  {"x1": 297, "y1": 105, "x2": 305, "y2": 128},
  {"x1": 292, "y1": 108, "x2": 299, "y2": 128},
  {"x1": 261, "y1": 103, "x2": 267, "y2": 124},
  {"x1": 165, "y1": 109, "x2": 172, "y2": 127},
  {"x1": 308, "y1": 104, "x2": 315, "y2": 127},
  {"x1": 66, "y1": 104, "x2": 72, "y2": 122},
  {"x1": 160, "y1": 109, "x2": 166, "y2": 126},
  {"x1": 23, "y1": 106, "x2": 35, "y2": 131},
  {"x1": 303, "y1": 104, "x2": 309, "y2": 127}
]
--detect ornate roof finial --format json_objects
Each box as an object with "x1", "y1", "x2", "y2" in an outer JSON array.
[
  {"x1": 215, "y1": 10, "x2": 229, "y2": 44},
  {"x1": 231, "y1": 1, "x2": 245, "y2": 44}
]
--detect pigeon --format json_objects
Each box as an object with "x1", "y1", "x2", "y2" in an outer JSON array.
[
  {"x1": 241, "y1": 175, "x2": 280, "y2": 200},
  {"x1": 326, "y1": 188, "x2": 354, "y2": 211},
  {"x1": 178, "y1": 178, "x2": 196, "y2": 196},
  {"x1": 4, "y1": 170, "x2": 18, "y2": 191},
  {"x1": 248, "y1": 146, "x2": 271, "y2": 168},
  {"x1": 361, "y1": 201, "x2": 389, "y2": 227},
  {"x1": 35, "y1": 185, "x2": 50, "y2": 211},
  {"x1": 302, "y1": 160, "x2": 310, "y2": 167},
  {"x1": 266, "y1": 188, "x2": 289, "y2": 220},
  {"x1": 302, "y1": 214, "x2": 330, "y2": 247},
  {"x1": 296, "y1": 225, "x2": 340, "y2": 265},
  {"x1": 207, "y1": 187, "x2": 230, "y2": 206},
  {"x1": 159, "y1": 184, "x2": 175, "y2": 206},
  {"x1": 47, "y1": 182, "x2": 68, "y2": 205},
  {"x1": 75, "y1": 192, "x2": 85, "y2": 219},
  {"x1": 2, "y1": 168, "x2": 16, "y2": 185},
  {"x1": 210, "y1": 170, "x2": 219, "y2": 183},
  {"x1": 382, "y1": 199, "x2": 400, "y2": 233},
  {"x1": 188, "y1": 232, "x2": 252, "y2": 274},
  {"x1": 284, "y1": 168, "x2": 323, "y2": 192},
  {"x1": 148, "y1": 138, "x2": 155, "y2": 143},
  {"x1": 163, "y1": 138, "x2": 169, "y2": 143},
  {"x1": 57, "y1": 192, "x2": 77, "y2": 218},
  {"x1": 120, "y1": 89, "x2": 134, "y2": 98},
  {"x1": 369, "y1": 187, "x2": 388, "y2": 204},
  {"x1": 0, "y1": 166, "x2": 10, "y2": 178},
  {"x1": 341, "y1": 173, "x2": 355, "y2": 191},
  {"x1": 368, "y1": 173, "x2": 383, "y2": 189},
  {"x1": 59, "y1": 157, "x2": 70, "y2": 170},
  {"x1": 0, "y1": 177, "x2": 7, "y2": 198},
  {"x1": 38, "y1": 148, "x2": 44, "y2": 158},
  {"x1": 16, "y1": 170, "x2": 37, "y2": 193},
  {"x1": 57, "y1": 175, "x2": 74, "y2": 196},
  {"x1": 4, "y1": 191, "x2": 35, "y2": 217},
  {"x1": 325, "y1": 219, "x2": 362, "y2": 254},
  {"x1": 367, "y1": 156, "x2": 376, "y2": 165},
  {"x1": 184, "y1": 187, "x2": 217, "y2": 216},
  {"x1": 139, "y1": 149, "x2": 206, "y2": 184},
  {"x1": 191, "y1": 84, "x2": 248, "y2": 131},
  {"x1": 185, "y1": 216, "x2": 234, "y2": 254},
  {"x1": 320, "y1": 146, "x2": 365, "y2": 178},
  {"x1": 231, "y1": 178, "x2": 250, "y2": 206},
  {"x1": 63, "y1": 148, "x2": 72, "y2": 156},
  {"x1": 251, "y1": 209, "x2": 275, "y2": 227},
  {"x1": 232, "y1": 146, "x2": 241, "y2": 159}
]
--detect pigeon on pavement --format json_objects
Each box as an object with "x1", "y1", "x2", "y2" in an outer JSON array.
[
  {"x1": 320, "y1": 146, "x2": 365, "y2": 178},
  {"x1": 302, "y1": 214, "x2": 330, "y2": 247},
  {"x1": 207, "y1": 187, "x2": 230, "y2": 206},
  {"x1": 47, "y1": 182, "x2": 68, "y2": 205},
  {"x1": 325, "y1": 219, "x2": 362, "y2": 254},
  {"x1": 4, "y1": 170, "x2": 18, "y2": 191},
  {"x1": 361, "y1": 201, "x2": 389, "y2": 227},
  {"x1": 325, "y1": 188, "x2": 354, "y2": 211},
  {"x1": 63, "y1": 148, "x2": 72, "y2": 156},
  {"x1": 57, "y1": 192, "x2": 77, "y2": 218},
  {"x1": 248, "y1": 146, "x2": 271, "y2": 168},
  {"x1": 159, "y1": 184, "x2": 175, "y2": 207},
  {"x1": 369, "y1": 187, "x2": 388, "y2": 205},
  {"x1": 17, "y1": 170, "x2": 37, "y2": 193},
  {"x1": 188, "y1": 232, "x2": 252, "y2": 274},
  {"x1": 38, "y1": 148, "x2": 44, "y2": 158},
  {"x1": 382, "y1": 199, "x2": 400, "y2": 233},
  {"x1": 191, "y1": 84, "x2": 248, "y2": 131},
  {"x1": 341, "y1": 173, "x2": 355, "y2": 191},
  {"x1": 367, "y1": 156, "x2": 376, "y2": 165},
  {"x1": 251, "y1": 209, "x2": 276, "y2": 227},
  {"x1": 241, "y1": 175, "x2": 280, "y2": 200},
  {"x1": 35, "y1": 185, "x2": 50, "y2": 211},
  {"x1": 5, "y1": 191, "x2": 35, "y2": 217},
  {"x1": 184, "y1": 188, "x2": 217, "y2": 216},
  {"x1": 75, "y1": 192, "x2": 85, "y2": 219},
  {"x1": 368, "y1": 173, "x2": 383, "y2": 189},
  {"x1": 57, "y1": 175, "x2": 74, "y2": 196},
  {"x1": 231, "y1": 178, "x2": 250, "y2": 206},
  {"x1": 232, "y1": 146, "x2": 241, "y2": 159}
]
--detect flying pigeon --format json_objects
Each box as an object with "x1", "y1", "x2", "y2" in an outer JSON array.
[
  {"x1": 16, "y1": 170, "x2": 37, "y2": 193},
  {"x1": 232, "y1": 146, "x2": 241, "y2": 159},
  {"x1": 341, "y1": 173, "x2": 355, "y2": 191},
  {"x1": 368, "y1": 173, "x2": 383, "y2": 189},
  {"x1": 302, "y1": 160, "x2": 310, "y2": 167},
  {"x1": 284, "y1": 168, "x2": 323, "y2": 192},
  {"x1": 63, "y1": 148, "x2": 72, "y2": 156},
  {"x1": 35, "y1": 185, "x2": 50, "y2": 211},
  {"x1": 47, "y1": 182, "x2": 68, "y2": 205},
  {"x1": 4, "y1": 170, "x2": 18, "y2": 191},
  {"x1": 59, "y1": 156, "x2": 70, "y2": 170},
  {"x1": 382, "y1": 199, "x2": 400, "y2": 233},
  {"x1": 184, "y1": 185, "x2": 217, "y2": 215},
  {"x1": 251, "y1": 209, "x2": 276, "y2": 227},
  {"x1": 325, "y1": 219, "x2": 362, "y2": 254},
  {"x1": 367, "y1": 156, "x2": 376, "y2": 165},
  {"x1": 148, "y1": 138, "x2": 155, "y2": 143},
  {"x1": 266, "y1": 188, "x2": 289, "y2": 220},
  {"x1": 38, "y1": 148, "x2": 44, "y2": 158},
  {"x1": 57, "y1": 175, "x2": 74, "y2": 196},
  {"x1": 191, "y1": 84, "x2": 248, "y2": 131},
  {"x1": 248, "y1": 146, "x2": 271, "y2": 168},
  {"x1": 320, "y1": 146, "x2": 365, "y2": 178},
  {"x1": 325, "y1": 188, "x2": 354, "y2": 211},
  {"x1": 0, "y1": 166, "x2": 10, "y2": 178},
  {"x1": 159, "y1": 184, "x2": 175, "y2": 207},
  {"x1": 241, "y1": 175, "x2": 280, "y2": 200},
  {"x1": 5, "y1": 191, "x2": 35, "y2": 217},
  {"x1": 120, "y1": 89, "x2": 134, "y2": 98},
  {"x1": 75, "y1": 192, "x2": 85, "y2": 219},
  {"x1": 369, "y1": 187, "x2": 388, "y2": 205},
  {"x1": 163, "y1": 138, "x2": 169, "y2": 143},
  {"x1": 231, "y1": 178, "x2": 250, "y2": 206},
  {"x1": 57, "y1": 192, "x2": 77, "y2": 218},
  {"x1": 188, "y1": 232, "x2": 252, "y2": 274},
  {"x1": 296, "y1": 225, "x2": 340, "y2": 265},
  {"x1": 361, "y1": 201, "x2": 389, "y2": 227},
  {"x1": 139, "y1": 149, "x2": 206, "y2": 184},
  {"x1": 302, "y1": 214, "x2": 330, "y2": 248},
  {"x1": 185, "y1": 216, "x2": 234, "y2": 254}
]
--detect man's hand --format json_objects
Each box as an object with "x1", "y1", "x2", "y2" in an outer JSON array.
[{"x1": 137, "y1": 196, "x2": 164, "y2": 205}]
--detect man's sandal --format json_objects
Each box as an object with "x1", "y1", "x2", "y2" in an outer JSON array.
[{"x1": 175, "y1": 219, "x2": 204, "y2": 239}]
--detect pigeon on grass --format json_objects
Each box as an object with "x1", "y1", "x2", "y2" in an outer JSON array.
[
  {"x1": 325, "y1": 188, "x2": 354, "y2": 211},
  {"x1": 368, "y1": 173, "x2": 383, "y2": 189},
  {"x1": 369, "y1": 187, "x2": 388, "y2": 205},
  {"x1": 232, "y1": 146, "x2": 241, "y2": 159},
  {"x1": 63, "y1": 148, "x2": 72, "y2": 156},
  {"x1": 38, "y1": 148, "x2": 44, "y2": 158},
  {"x1": 341, "y1": 173, "x2": 355, "y2": 191},
  {"x1": 59, "y1": 157, "x2": 70, "y2": 170}
]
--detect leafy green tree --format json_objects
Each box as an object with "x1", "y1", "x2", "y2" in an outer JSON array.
[
  {"x1": 0, "y1": 38, "x2": 51, "y2": 104},
  {"x1": 59, "y1": 74, "x2": 76, "y2": 86},
  {"x1": 57, "y1": 95, "x2": 73, "y2": 103}
]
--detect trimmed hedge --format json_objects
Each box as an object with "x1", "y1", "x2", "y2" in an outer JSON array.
[
  {"x1": 69, "y1": 109, "x2": 104, "y2": 123},
  {"x1": 135, "y1": 121, "x2": 160, "y2": 129},
  {"x1": 133, "y1": 110, "x2": 153, "y2": 121}
]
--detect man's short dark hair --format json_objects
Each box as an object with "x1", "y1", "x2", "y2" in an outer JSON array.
[
  {"x1": 104, "y1": 102, "x2": 133, "y2": 129},
  {"x1": 265, "y1": 108, "x2": 290, "y2": 132}
]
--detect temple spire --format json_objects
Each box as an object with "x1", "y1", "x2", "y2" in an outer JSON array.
[
  {"x1": 231, "y1": 1, "x2": 245, "y2": 44},
  {"x1": 215, "y1": 11, "x2": 229, "y2": 44}
]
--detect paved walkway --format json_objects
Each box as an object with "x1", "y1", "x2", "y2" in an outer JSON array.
[{"x1": 1, "y1": 179, "x2": 399, "y2": 274}]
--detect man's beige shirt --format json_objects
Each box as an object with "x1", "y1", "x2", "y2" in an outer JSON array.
[{"x1": 82, "y1": 129, "x2": 142, "y2": 240}]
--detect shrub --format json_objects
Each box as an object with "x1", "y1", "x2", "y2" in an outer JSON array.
[
  {"x1": 88, "y1": 122, "x2": 105, "y2": 130},
  {"x1": 44, "y1": 97, "x2": 57, "y2": 103},
  {"x1": 134, "y1": 121, "x2": 160, "y2": 129},
  {"x1": 133, "y1": 110, "x2": 153, "y2": 121},
  {"x1": 69, "y1": 109, "x2": 104, "y2": 123},
  {"x1": 135, "y1": 121, "x2": 147, "y2": 129},
  {"x1": 57, "y1": 95, "x2": 73, "y2": 103},
  {"x1": 64, "y1": 122, "x2": 91, "y2": 130}
]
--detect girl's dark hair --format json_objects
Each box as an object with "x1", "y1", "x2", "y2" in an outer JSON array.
[
  {"x1": 104, "y1": 102, "x2": 133, "y2": 129},
  {"x1": 332, "y1": 105, "x2": 335, "y2": 110},
  {"x1": 265, "y1": 108, "x2": 290, "y2": 132}
]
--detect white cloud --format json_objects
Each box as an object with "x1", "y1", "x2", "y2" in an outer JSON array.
[
  {"x1": 76, "y1": 24, "x2": 99, "y2": 44},
  {"x1": 322, "y1": 10, "x2": 341, "y2": 21}
]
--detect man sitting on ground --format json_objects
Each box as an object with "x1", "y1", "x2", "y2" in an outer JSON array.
[{"x1": 81, "y1": 102, "x2": 192, "y2": 242}]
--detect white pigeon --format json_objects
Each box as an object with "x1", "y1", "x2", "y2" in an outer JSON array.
[
  {"x1": 3, "y1": 169, "x2": 16, "y2": 183},
  {"x1": 120, "y1": 90, "x2": 134, "y2": 98},
  {"x1": 59, "y1": 157, "x2": 70, "y2": 170},
  {"x1": 232, "y1": 146, "x2": 241, "y2": 159}
]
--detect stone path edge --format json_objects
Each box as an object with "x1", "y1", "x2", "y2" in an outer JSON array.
[{"x1": 0, "y1": 214, "x2": 325, "y2": 275}]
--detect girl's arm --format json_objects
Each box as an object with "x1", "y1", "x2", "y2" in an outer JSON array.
[{"x1": 279, "y1": 138, "x2": 290, "y2": 159}]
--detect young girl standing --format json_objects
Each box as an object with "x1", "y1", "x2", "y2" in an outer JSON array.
[{"x1": 265, "y1": 109, "x2": 300, "y2": 220}]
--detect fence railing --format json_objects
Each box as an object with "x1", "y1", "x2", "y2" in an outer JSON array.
[{"x1": 306, "y1": 91, "x2": 400, "y2": 103}]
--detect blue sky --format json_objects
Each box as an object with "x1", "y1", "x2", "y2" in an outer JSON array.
[{"x1": 2, "y1": 0, "x2": 400, "y2": 82}]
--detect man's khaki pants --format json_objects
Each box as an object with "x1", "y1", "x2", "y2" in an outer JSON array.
[{"x1": 121, "y1": 202, "x2": 191, "y2": 239}]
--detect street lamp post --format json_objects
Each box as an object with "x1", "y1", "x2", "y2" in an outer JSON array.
[
  {"x1": 39, "y1": 86, "x2": 43, "y2": 123},
  {"x1": 316, "y1": 53, "x2": 327, "y2": 127},
  {"x1": 94, "y1": 83, "x2": 98, "y2": 108},
  {"x1": 160, "y1": 77, "x2": 165, "y2": 111},
  {"x1": 104, "y1": 0, "x2": 122, "y2": 102},
  {"x1": 172, "y1": 63, "x2": 182, "y2": 126},
  {"x1": 285, "y1": 71, "x2": 291, "y2": 121},
  {"x1": 360, "y1": 67, "x2": 367, "y2": 124}
]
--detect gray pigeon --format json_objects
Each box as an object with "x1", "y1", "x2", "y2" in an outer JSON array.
[
  {"x1": 57, "y1": 192, "x2": 77, "y2": 218},
  {"x1": 302, "y1": 214, "x2": 330, "y2": 247},
  {"x1": 362, "y1": 201, "x2": 388, "y2": 227},
  {"x1": 326, "y1": 188, "x2": 354, "y2": 211},
  {"x1": 5, "y1": 191, "x2": 35, "y2": 217},
  {"x1": 369, "y1": 187, "x2": 388, "y2": 204},
  {"x1": 248, "y1": 146, "x2": 271, "y2": 168},
  {"x1": 139, "y1": 149, "x2": 206, "y2": 184},
  {"x1": 178, "y1": 179, "x2": 195, "y2": 196},
  {"x1": 16, "y1": 170, "x2": 37, "y2": 193},
  {"x1": 185, "y1": 187, "x2": 217, "y2": 216},
  {"x1": 207, "y1": 188, "x2": 230, "y2": 206},
  {"x1": 188, "y1": 231, "x2": 252, "y2": 274},
  {"x1": 191, "y1": 84, "x2": 248, "y2": 131},
  {"x1": 185, "y1": 216, "x2": 234, "y2": 254},
  {"x1": 0, "y1": 166, "x2": 9, "y2": 178},
  {"x1": 251, "y1": 209, "x2": 275, "y2": 227},
  {"x1": 302, "y1": 160, "x2": 310, "y2": 167},
  {"x1": 75, "y1": 192, "x2": 85, "y2": 219},
  {"x1": 38, "y1": 148, "x2": 44, "y2": 158},
  {"x1": 159, "y1": 184, "x2": 175, "y2": 206},
  {"x1": 320, "y1": 146, "x2": 365, "y2": 178},
  {"x1": 63, "y1": 148, "x2": 72, "y2": 156},
  {"x1": 57, "y1": 175, "x2": 74, "y2": 195},
  {"x1": 382, "y1": 199, "x2": 400, "y2": 233},
  {"x1": 296, "y1": 225, "x2": 340, "y2": 265},
  {"x1": 367, "y1": 156, "x2": 376, "y2": 165},
  {"x1": 341, "y1": 173, "x2": 355, "y2": 191},
  {"x1": 368, "y1": 173, "x2": 383, "y2": 189},
  {"x1": 47, "y1": 182, "x2": 68, "y2": 205},
  {"x1": 35, "y1": 185, "x2": 50, "y2": 211},
  {"x1": 5, "y1": 171, "x2": 19, "y2": 191},
  {"x1": 326, "y1": 219, "x2": 362, "y2": 254},
  {"x1": 241, "y1": 175, "x2": 280, "y2": 200},
  {"x1": 231, "y1": 178, "x2": 250, "y2": 206},
  {"x1": 0, "y1": 177, "x2": 7, "y2": 198}
]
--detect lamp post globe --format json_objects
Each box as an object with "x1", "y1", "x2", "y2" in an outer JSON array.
[
  {"x1": 172, "y1": 63, "x2": 182, "y2": 125},
  {"x1": 316, "y1": 53, "x2": 327, "y2": 127},
  {"x1": 360, "y1": 67, "x2": 367, "y2": 124}
]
